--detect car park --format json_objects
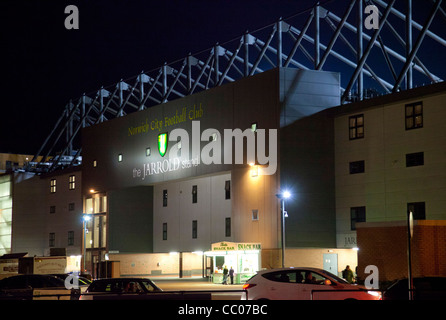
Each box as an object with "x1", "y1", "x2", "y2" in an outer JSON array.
[
  {"x1": 383, "y1": 277, "x2": 446, "y2": 300},
  {"x1": 242, "y1": 267, "x2": 382, "y2": 300},
  {"x1": 79, "y1": 278, "x2": 163, "y2": 300},
  {"x1": 0, "y1": 274, "x2": 76, "y2": 300}
]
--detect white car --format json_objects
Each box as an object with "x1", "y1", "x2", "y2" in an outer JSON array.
[{"x1": 242, "y1": 267, "x2": 381, "y2": 300}]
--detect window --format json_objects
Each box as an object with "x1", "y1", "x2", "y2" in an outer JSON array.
[
  {"x1": 349, "y1": 160, "x2": 365, "y2": 174},
  {"x1": 68, "y1": 231, "x2": 74, "y2": 246},
  {"x1": 251, "y1": 122, "x2": 258, "y2": 132},
  {"x1": 351, "y1": 206, "x2": 366, "y2": 230},
  {"x1": 68, "y1": 203, "x2": 75, "y2": 211},
  {"x1": 408, "y1": 202, "x2": 426, "y2": 220},
  {"x1": 349, "y1": 114, "x2": 364, "y2": 140},
  {"x1": 192, "y1": 220, "x2": 198, "y2": 239},
  {"x1": 93, "y1": 160, "x2": 97, "y2": 167},
  {"x1": 49, "y1": 233, "x2": 56, "y2": 247},
  {"x1": 252, "y1": 209, "x2": 259, "y2": 221},
  {"x1": 146, "y1": 147, "x2": 151, "y2": 157},
  {"x1": 49, "y1": 206, "x2": 56, "y2": 214},
  {"x1": 50, "y1": 179, "x2": 56, "y2": 193},
  {"x1": 163, "y1": 190, "x2": 168, "y2": 207},
  {"x1": 225, "y1": 180, "x2": 231, "y2": 200},
  {"x1": 225, "y1": 217, "x2": 231, "y2": 237},
  {"x1": 69, "y1": 175, "x2": 76, "y2": 190},
  {"x1": 162, "y1": 223, "x2": 167, "y2": 240},
  {"x1": 406, "y1": 102, "x2": 423, "y2": 130},
  {"x1": 118, "y1": 154, "x2": 123, "y2": 162},
  {"x1": 192, "y1": 185, "x2": 197, "y2": 203},
  {"x1": 406, "y1": 152, "x2": 424, "y2": 167}
]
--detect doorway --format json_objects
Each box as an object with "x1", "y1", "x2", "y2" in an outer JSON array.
[{"x1": 323, "y1": 253, "x2": 338, "y2": 276}]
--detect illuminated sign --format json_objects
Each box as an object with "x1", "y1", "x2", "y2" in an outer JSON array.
[{"x1": 158, "y1": 133, "x2": 168, "y2": 157}]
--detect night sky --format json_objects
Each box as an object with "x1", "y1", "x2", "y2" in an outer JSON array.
[{"x1": 1, "y1": 0, "x2": 445, "y2": 155}]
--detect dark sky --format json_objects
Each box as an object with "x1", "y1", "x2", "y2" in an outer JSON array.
[{"x1": 1, "y1": 0, "x2": 445, "y2": 155}]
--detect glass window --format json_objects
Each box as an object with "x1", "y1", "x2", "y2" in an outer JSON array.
[
  {"x1": 225, "y1": 217, "x2": 231, "y2": 237},
  {"x1": 351, "y1": 206, "x2": 366, "y2": 230},
  {"x1": 118, "y1": 154, "x2": 123, "y2": 162},
  {"x1": 69, "y1": 175, "x2": 76, "y2": 190},
  {"x1": 408, "y1": 202, "x2": 426, "y2": 220},
  {"x1": 162, "y1": 223, "x2": 167, "y2": 240},
  {"x1": 192, "y1": 185, "x2": 197, "y2": 203},
  {"x1": 50, "y1": 179, "x2": 56, "y2": 193},
  {"x1": 163, "y1": 190, "x2": 168, "y2": 207},
  {"x1": 252, "y1": 209, "x2": 259, "y2": 221},
  {"x1": 406, "y1": 152, "x2": 424, "y2": 167},
  {"x1": 349, "y1": 114, "x2": 364, "y2": 140},
  {"x1": 68, "y1": 231, "x2": 74, "y2": 246},
  {"x1": 192, "y1": 220, "x2": 198, "y2": 239},
  {"x1": 349, "y1": 160, "x2": 365, "y2": 174},
  {"x1": 406, "y1": 102, "x2": 423, "y2": 130},
  {"x1": 50, "y1": 206, "x2": 56, "y2": 214},
  {"x1": 225, "y1": 180, "x2": 231, "y2": 200},
  {"x1": 49, "y1": 233, "x2": 56, "y2": 247}
]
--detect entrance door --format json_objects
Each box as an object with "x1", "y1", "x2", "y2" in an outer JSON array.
[{"x1": 323, "y1": 253, "x2": 338, "y2": 276}]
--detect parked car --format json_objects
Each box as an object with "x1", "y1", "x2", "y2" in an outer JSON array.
[
  {"x1": 0, "y1": 274, "x2": 75, "y2": 300},
  {"x1": 383, "y1": 277, "x2": 446, "y2": 300},
  {"x1": 79, "y1": 278, "x2": 163, "y2": 300},
  {"x1": 242, "y1": 267, "x2": 382, "y2": 300}
]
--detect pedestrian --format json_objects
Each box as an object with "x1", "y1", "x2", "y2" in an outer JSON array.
[
  {"x1": 222, "y1": 265, "x2": 228, "y2": 285},
  {"x1": 229, "y1": 266, "x2": 234, "y2": 284},
  {"x1": 342, "y1": 265, "x2": 354, "y2": 283}
]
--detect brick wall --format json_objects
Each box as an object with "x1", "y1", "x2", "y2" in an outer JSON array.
[{"x1": 356, "y1": 221, "x2": 446, "y2": 282}]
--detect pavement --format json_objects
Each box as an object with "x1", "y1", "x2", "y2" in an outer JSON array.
[{"x1": 153, "y1": 277, "x2": 245, "y2": 300}]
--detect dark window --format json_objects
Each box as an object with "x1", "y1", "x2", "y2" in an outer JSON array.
[
  {"x1": 162, "y1": 223, "x2": 167, "y2": 240},
  {"x1": 408, "y1": 202, "x2": 426, "y2": 220},
  {"x1": 68, "y1": 203, "x2": 75, "y2": 211},
  {"x1": 68, "y1": 231, "x2": 74, "y2": 246},
  {"x1": 163, "y1": 190, "x2": 168, "y2": 207},
  {"x1": 225, "y1": 217, "x2": 231, "y2": 237},
  {"x1": 406, "y1": 152, "x2": 424, "y2": 167},
  {"x1": 225, "y1": 180, "x2": 231, "y2": 200},
  {"x1": 50, "y1": 206, "x2": 56, "y2": 214},
  {"x1": 405, "y1": 102, "x2": 423, "y2": 130},
  {"x1": 252, "y1": 209, "x2": 259, "y2": 221},
  {"x1": 351, "y1": 207, "x2": 366, "y2": 230},
  {"x1": 349, "y1": 114, "x2": 364, "y2": 140},
  {"x1": 192, "y1": 185, "x2": 197, "y2": 203},
  {"x1": 49, "y1": 233, "x2": 56, "y2": 247},
  {"x1": 349, "y1": 160, "x2": 365, "y2": 174},
  {"x1": 192, "y1": 220, "x2": 198, "y2": 239}
]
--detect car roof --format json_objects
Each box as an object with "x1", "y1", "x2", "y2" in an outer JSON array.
[{"x1": 255, "y1": 267, "x2": 326, "y2": 274}]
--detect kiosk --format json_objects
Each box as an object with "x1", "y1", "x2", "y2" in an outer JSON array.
[{"x1": 205, "y1": 242, "x2": 261, "y2": 284}]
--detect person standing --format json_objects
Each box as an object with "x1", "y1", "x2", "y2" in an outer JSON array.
[
  {"x1": 342, "y1": 265, "x2": 354, "y2": 283},
  {"x1": 229, "y1": 266, "x2": 235, "y2": 284},
  {"x1": 222, "y1": 265, "x2": 228, "y2": 284}
]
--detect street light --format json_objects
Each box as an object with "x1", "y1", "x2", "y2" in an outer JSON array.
[
  {"x1": 276, "y1": 190, "x2": 291, "y2": 268},
  {"x1": 82, "y1": 215, "x2": 91, "y2": 273}
]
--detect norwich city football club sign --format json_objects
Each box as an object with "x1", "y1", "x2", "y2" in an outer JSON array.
[{"x1": 158, "y1": 132, "x2": 168, "y2": 157}]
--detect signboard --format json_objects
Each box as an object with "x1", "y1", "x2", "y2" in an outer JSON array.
[{"x1": 211, "y1": 242, "x2": 261, "y2": 252}]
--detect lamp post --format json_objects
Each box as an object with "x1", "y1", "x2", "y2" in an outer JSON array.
[
  {"x1": 82, "y1": 215, "x2": 91, "y2": 273},
  {"x1": 276, "y1": 190, "x2": 290, "y2": 268}
]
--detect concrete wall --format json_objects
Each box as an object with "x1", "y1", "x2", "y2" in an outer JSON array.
[
  {"x1": 108, "y1": 252, "x2": 204, "y2": 278},
  {"x1": 335, "y1": 89, "x2": 446, "y2": 248}
]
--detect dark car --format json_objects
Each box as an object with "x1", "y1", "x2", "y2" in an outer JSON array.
[
  {"x1": 0, "y1": 274, "x2": 74, "y2": 300},
  {"x1": 383, "y1": 277, "x2": 446, "y2": 300},
  {"x1": 80, "y1": 278, "x2": 163, "y2": 300}
]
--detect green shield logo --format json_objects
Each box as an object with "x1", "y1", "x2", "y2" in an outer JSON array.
[{"x1": 158, "y1": 132, "x2": 168, "y2": 157}]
